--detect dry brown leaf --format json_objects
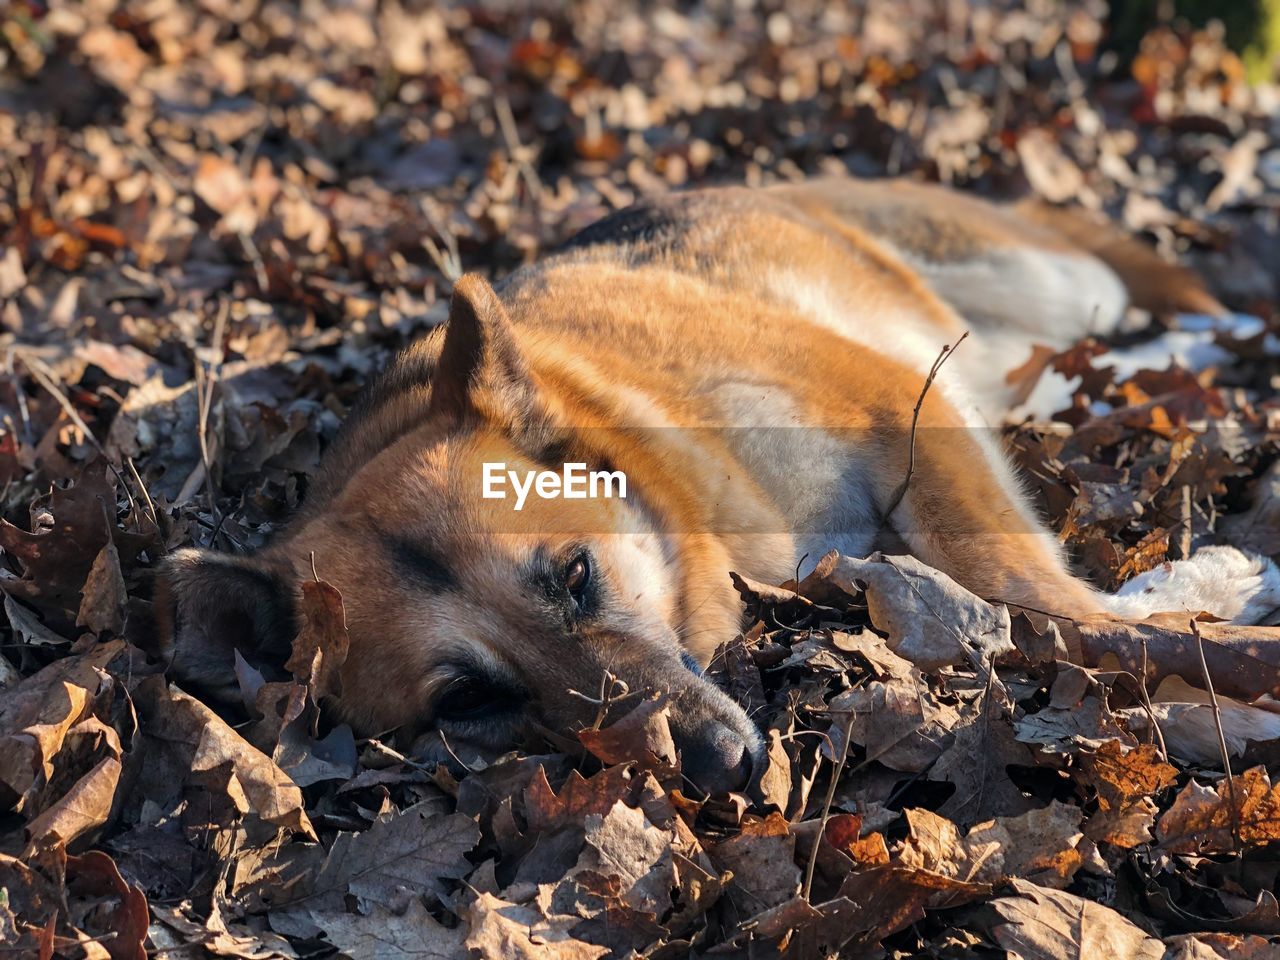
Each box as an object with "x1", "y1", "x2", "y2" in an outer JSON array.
[
  {"x1": 1122, "y1": 689, "x2": 1280, "y2": 768},
  {"x1": 710, "y1": 812, "x2": 800, "y2": 912},
  {"x1": 823, "y1": 814, "x2": 890, "y2": 866},
  {"x1": 1164, "y1": 932, "x2": 1280, "y2": 959},
  {"x1": 930, "y1": 688, "x2": 1039, "y2": 824},
  {"x1": 987, "y1": 878, "x2": 1163, "y2": 960},
  {"x1": 1086, "y1": 795, "x2": 1161, "y2": 849},
  {"x1": 1084, "y1": 741, "x2": 1179, "y2": 812},
  {"x1": 832, "y1": 864, "x2": 990, "y2": 951},
  {"x1": 464, "y1": 892, "x2": 609, "y2": 960},
  {"x1": 555, "y1": 800, "x2": 675, "y2": 918},
  {"x1": 828, "y1": 553, "x2": 1012, "y2": 670},
  {"x1": 75, "y1": 539, "x2": 127, "y2": 636},
  {"x1": 0, "y1": 642, "x2": 122, "y2": 814},
  {"x1": 757, "y1": 728, "x2": 792, "y2": 811},
  {"x1": 899, "y1": 802, "x2": 1086, "y2": 889},
  {"x1": 65, "y1": 850, "x2": 149, "y2": 960},
  {"x1": 310, "y1": 900, "x2": 467, "y2": 959},
  {"x1": 24, "y1": 755, "x2": 121, "y2": 851},
  {"x1": 284, "y1": 578, "x2": 351, "y2": 701},
  {"x1": 1156, "y1": 766, "x2": 1280, "y2": 854},
  {"x1": 828, "y1": 663, "x2": 960, "y2": 773},
  {"x1": 271, "y1": 804, "x2": 478, "y2": 936},
  {"x1": 577, "y1": 694, "x2": 678, "y2": 772},
  {"x1": 1018, "y1": 130, "x2": 1086, "y2": 203},
  {"x1": 134, "y1": 679, "x2": 314, "y2": 838}
]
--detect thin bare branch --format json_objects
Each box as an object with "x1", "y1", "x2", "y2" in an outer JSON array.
[
  {"x1": 881, "y1": 331, "x2": 970, "y2": 525},
  {"x1": 1192, "y1": 617, "x2": 1241, "y2": 858}
]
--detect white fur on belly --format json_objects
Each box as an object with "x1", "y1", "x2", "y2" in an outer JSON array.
[{"x1": 903, "y1": 247, "x2": 1129, "y2": 343}]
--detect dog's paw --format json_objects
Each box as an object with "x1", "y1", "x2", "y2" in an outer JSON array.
[{"x1": 1105, "y1": 546, "x2": 1280, "y2": 625}]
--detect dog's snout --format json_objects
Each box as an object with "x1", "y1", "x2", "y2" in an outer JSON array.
[{"x1": 679, "y1": 721, "x2": 757, "y2": 795}]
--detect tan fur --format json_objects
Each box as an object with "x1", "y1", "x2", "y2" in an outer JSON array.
[{"x1": 156, "y1": 178, "x2": 1243, "y2": 785}]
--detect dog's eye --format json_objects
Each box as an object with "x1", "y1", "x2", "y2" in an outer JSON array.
[
  {"x1": 435, "y1": 676, "x2": 504, "y2": 723},
  {"x1": 563, "y1": 553, "x2": 591, "y2": 603}
]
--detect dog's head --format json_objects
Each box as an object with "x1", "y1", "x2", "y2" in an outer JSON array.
[{"x1": 155, "y1": 276, "x2": 764, "y2": 793}]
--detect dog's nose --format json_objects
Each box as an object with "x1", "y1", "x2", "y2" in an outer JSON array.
[{"x1": 679, "y1": 722, "x2": 756, "y2": 795}]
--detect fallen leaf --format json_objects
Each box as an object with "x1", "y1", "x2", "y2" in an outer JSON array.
[
  {"x1": 285, "y1": 577, "x2": 350, "y2": 701},
  {"x1": 987, "y1": 878, "x2": 1164, "y2": 960},
  {"x1": 65, "y1": 850, "x2": 149, "y2": 960},
  {"x1": 311, "y1": 899, "x2": 467, "y2": 959},
  {"x1": 271, "y1": 804, "x2": 478, "y2": 935},
  {"x1": 464, "y1": 892, "x2": 608, "y2": 960},
  {"x1": 75, "y1": 539, "x2": 127, "y2": 636},
  {"x1": 827, "y1": 553, "x2": 1012, "y2": 670},
  {"x1": 710, "y1": 812, "x2": 799, "y2": 912},
  {"x1": 133, "y1": 678, "x2": 314, "y2": 838},
  {"x1": 1156, "y1": 766, "x2": 1280, "y2": 854},
  {"x1": 899, "y1": 802, "x2": 1086, "y2": 888},
  {"x1": 577, "y1": 693, "x2": 678, "y2": 773}
]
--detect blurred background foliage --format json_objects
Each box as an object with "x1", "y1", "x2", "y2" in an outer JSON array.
[{"x1": 1108, "y1": 0, "x2": 1280, "y2": 80}]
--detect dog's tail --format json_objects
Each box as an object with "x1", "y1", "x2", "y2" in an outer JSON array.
[{"x1": 1012, "y1": 199, "x2": 1227, "y2": 317}]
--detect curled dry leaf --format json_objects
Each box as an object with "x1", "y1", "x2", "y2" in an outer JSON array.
[
  {"x1": 24, "y1": 755, "x2": 121, "y2": 852},
  {"x1": 133, "y1": 679, "x2": 314, "y2": 838},
  {"x1": 74, "y1": 539, "x2": 127, "y2": 636},
  {"x1": 577, "y1": 693, "x2": 678, "y2": 773},
  {"x1": 828, "y1": 553, "x2": 1013, "y2": 671},
  {"x1": 64, "y1": 850, "x2": 149, "y2": 960},
  {"x1": 284, "y1": 577, "x2": 351, "y2": 701},
  {"x1": 0, "y1": 642, "x2": 121, "y2": 813}
]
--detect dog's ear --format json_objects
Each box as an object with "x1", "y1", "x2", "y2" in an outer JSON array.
[
  {"x1": 430, "y1": 274, "x2": 540, "y2": 424},
  {"x1": 153, "y1": 548, "x2": 296, "y2": 700}
]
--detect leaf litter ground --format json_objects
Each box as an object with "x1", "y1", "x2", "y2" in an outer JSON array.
[{"x1": 3, "y1": 1, "x2": 1280, "y2": 957}]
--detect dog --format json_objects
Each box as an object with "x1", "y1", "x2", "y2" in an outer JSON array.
[{"x1": 156, "y1": 178, "x2": 1280, "y2": 793}]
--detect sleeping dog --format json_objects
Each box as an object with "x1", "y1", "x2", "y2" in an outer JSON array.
[{"x1": 157, "y1": 179, "x2": 1280, "y2": 792}]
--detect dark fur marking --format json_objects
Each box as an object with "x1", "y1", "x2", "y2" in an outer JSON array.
[{"x1": 386, "y1": 535, "x2": 456, "y2": 590}]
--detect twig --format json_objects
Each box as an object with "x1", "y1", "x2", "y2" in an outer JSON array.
[
  {"x1": 881, "y1": 332, "x2": 969, "y2": 524},
  {"x1": 194, "y1": 299, "x2": 228, "y2": 526},
  {"x1": 125, "y1": 456, "x2": 160, "y2": 533},
  {"x1": 16, "y1": 350, "x2": 138, "y2": 517},
  {"x1": 238, "y1": 230, "x2": 270, "y2": 295},
  {"x1": 1192, "y1": 618, "x2": 1241, "y2": 857},
  {"x1": 801, "y1": 709, "x2": 855, "y2": 902},
  {"x1": 1180, "y1": 485, "x2": 1192, "y2": 559},
  {"x1": 419, "y1": 198, "x2": 463, "y2": 282},
  {"x1": 361, "y1": 737, "x2": 436, "y2": 773},
  {"x1": 495, "y1": 93, "x2": 544, "y2": 202},
  {"x1": 567, "y1": 670, "x2": 636, "y2": 730},
  {"x1": 1137, "y1": 635, "x2": 1168, "y2": 762},
  {"x1": 4, "y1": 345, "x2": 33, "y2": 447}
]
